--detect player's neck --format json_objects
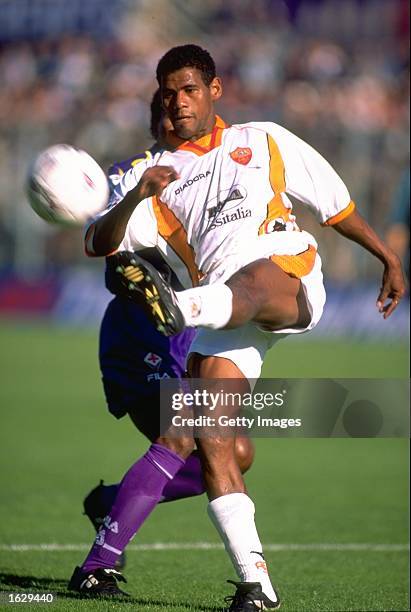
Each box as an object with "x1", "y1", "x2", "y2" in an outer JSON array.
[{"x1": 186, "y1": 116, "x2": 216, "y2": 143}]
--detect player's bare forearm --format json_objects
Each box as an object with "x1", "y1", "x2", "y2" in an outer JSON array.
[
  {"x1": 334, "y1": 209, "x2": 398, "y2": 264},
  {"x1": 91, "y1": 186, "x2": 145, "y2": 255},
  {"x1": 91, "y1": 165, "x2": 179, "y2": 256},
  {"x1": 333, "y1": 209, "x2": 406, "y2": 318}
]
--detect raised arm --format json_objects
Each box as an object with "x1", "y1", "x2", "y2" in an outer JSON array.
[
  {"x1": 333, "y1": 208, "x2": 406, "y2": 318},
  {"x1": 87, "y1": 165, "x2": 178, "y2": 256}
]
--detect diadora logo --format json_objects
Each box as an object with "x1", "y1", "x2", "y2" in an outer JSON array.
[
  {"x1": 207, "y1": 186, "x2": 251, "y2": 230},
  {"x1": 175, "y1": 170, "x2": 211, "y2": 196},
  {"x1": 144, "y1": 352, "x2": 162, "y2": 369},
  {"x1": 230, "y1": 147, "x2": 252, "y2": 165}
]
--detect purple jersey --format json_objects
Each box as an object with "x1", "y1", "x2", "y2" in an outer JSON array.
[
  {"x1": 107, "y1": 144, "x2": 163, "y2": 193},
  {"x1": 101, "y1": 147, "x2": 196, "y2": 422}
]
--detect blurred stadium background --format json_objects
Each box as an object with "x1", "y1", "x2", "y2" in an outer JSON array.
[
  {"x1": 0, "y1": 2, "x2": 409, "y2": 610},
  {"x1": 0, "y1": 0, "x2": 409, "y2": 336}
]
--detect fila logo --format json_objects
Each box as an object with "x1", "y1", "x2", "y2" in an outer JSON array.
[
  {"x1": 104, "y1": 516, "x2": 119, "y2": 533},
  {"x1": 147, "y1": 372, "x2": 171, "y2": 382},
  {"x1": 144, "y1": 352, "x2": 162, "y2": 369},
  {"x1": 230, "y1": 147, "x2": 252, "y2": 165},
  {"x1": 95, "y1": 529, "x2": 105, "y2": 546}
]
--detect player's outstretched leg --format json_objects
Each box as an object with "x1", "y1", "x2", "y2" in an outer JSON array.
[
  {"x1": 116, "y1": 252, "x2": 310, "y2": 336},
  {"x1": 177, "y1": 258, "x2": 310, "y2": 331}
]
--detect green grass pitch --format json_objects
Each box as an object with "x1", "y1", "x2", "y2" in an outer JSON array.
[{"x1": 0, "y1": 322, "x2": 409, "y2": 611}]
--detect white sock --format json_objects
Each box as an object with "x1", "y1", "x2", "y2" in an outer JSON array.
[
  {"x1": 207, "y1": 493, "x2": 278, "y2": 603},
  {"x1": 175, "y1": 284, "x2": 233, "y2": 329}
]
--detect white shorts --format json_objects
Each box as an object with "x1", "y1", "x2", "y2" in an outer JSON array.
[
  {"x1": 207, "y1": 229, "x2": 320, "y2": 285},
  {"x1": 188, "y1": 246, "x2": 326, "y2": 381}
]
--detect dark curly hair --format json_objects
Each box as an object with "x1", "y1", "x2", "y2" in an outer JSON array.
[
  {"x1": 149, "y1": 89, "x2": 162, "y2": 140},
  {"x1": 156, "y1": 44, "x2": 216, "y2": 86}
]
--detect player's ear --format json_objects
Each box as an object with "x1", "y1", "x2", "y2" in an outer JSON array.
[{"x1": 209, "y1": 77, "x2": 223, "y2": 101}]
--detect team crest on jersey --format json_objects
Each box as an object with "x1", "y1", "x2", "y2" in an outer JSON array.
[
  {"x1": 144, "y1": 352, "x2": 162, "y2": 369},
  {"x1": 229, "y1": 147, "x2": 252, "y2": 165}
]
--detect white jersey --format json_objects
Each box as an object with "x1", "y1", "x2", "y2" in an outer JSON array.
[{"x1": 87, "y1": 117, "x2": 355, "y2": 288}]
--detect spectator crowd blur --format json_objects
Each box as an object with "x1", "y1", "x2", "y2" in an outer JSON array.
[{"x1": 0, "y1": 0, "x2": 409, "y2": 283}]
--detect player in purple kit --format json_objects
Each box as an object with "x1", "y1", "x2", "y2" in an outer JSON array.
[{"x1": 79, "y1": 90, "x2": 254, "y2": 574}]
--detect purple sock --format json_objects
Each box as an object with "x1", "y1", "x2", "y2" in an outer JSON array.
[
  {"x1": 97, "y1": 451, "x2": 205, "y2": 510},
  {"x1": 82, "y1": 443, "x2": 184, "y2": 572},
  {"x1": 162, "y1": 451, "x2": 205, "y2": 501}
]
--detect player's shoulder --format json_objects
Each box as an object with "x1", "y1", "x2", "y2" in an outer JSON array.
[
  {"x1": 230, "y1": 120, "x2": 294, "y2": 138},
  {"x1": 227, "y1": 121, "x2": 304, "y2": 153},
  {"x1": 108, "y1": 143, "x2": 163, "y2": 177}
]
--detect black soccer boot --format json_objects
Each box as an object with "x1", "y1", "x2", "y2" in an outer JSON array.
[
  {"x1": 114, "y1": 251, "x2": 185, "y2": 336},
  {"x1": 224, "y1": 580, "x2": 281, "y2": 611},
  {"x1": 68, "y1": 566, "x2": 129, "y2": 598},
  {"x1": 83, "y1": 480, "x2": 126, "y2": 569}
]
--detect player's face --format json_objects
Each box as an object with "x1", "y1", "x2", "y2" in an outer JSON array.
[{"x1": 161, "y1": 67, "x2": 222, "y2": 142}]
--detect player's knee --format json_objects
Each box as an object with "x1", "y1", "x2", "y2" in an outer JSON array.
[{"x1": 234, "y1": 437, "x2": 255, "y2": 473}]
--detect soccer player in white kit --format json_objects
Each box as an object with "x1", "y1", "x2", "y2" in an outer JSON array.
[{"x1": 85, "y1": 45, "x2": 405, "y2": 611}]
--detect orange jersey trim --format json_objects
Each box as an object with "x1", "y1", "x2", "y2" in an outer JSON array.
[
  {"x1": 258, "y1": 134, "x2": 289, "y2": 235},
  {"x1": 271, "y1": 244, "x2": 317, "y2": 278},
  {"x1": 152, "y1": 196, "x2": 200, "y2": 286},
  {"x1": 177, "y1": 115, "x2": 228, "y2": 156},
  {"x1": 322, "y1": 200, "x2": 356, "y2": 226}
]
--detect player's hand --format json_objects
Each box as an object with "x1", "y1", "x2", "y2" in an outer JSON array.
[
  {"x1": 136, "y1": 166, "x2": 179, "y2": 200},
  {"x1": 376, "y1": 254, "x2": 406, "y2": 319}
]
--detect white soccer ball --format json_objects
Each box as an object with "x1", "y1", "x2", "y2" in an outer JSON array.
[{"x1": 27, "y1": 144, "x2": 109, "y2": 226}]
